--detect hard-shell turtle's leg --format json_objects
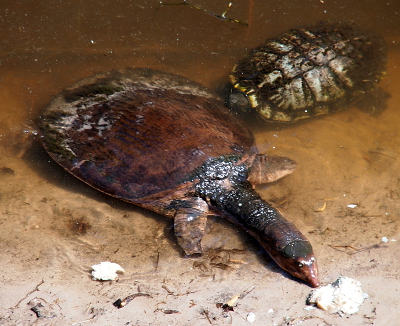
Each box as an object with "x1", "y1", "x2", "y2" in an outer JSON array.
[
  {"x1": 247, "y1": 153, "x2": 297, "y2": 185},
  {"x1": 174, "y1": 197, "x2": 209, "y2": 255},
  {"x1": 356, "y1": 86, "x2": 390, "y2": 115}
]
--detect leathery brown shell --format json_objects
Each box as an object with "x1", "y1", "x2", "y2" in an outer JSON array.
[{"x1": 40, "y1": 68, "x2": 254, "y2": 201}]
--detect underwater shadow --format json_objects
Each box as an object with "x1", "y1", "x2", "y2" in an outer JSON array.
[{"x1": 22, "y1": 138, "x2": 169, "y2": 224}]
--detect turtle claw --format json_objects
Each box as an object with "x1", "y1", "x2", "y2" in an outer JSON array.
[{"x1": 173, "y1": 197, "x2": 209, "y2": 255}]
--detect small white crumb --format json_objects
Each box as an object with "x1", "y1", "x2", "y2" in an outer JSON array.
[
  {"x1": 91, "y1": 261, "x2": 125, "y2": 281},
  {"x1": 267, "y1": 308, "x2": 274, "y2": 314},
  {"x1": 381, "y1": 237, "x2": 389, "y2": 243},
  {"x1": 304, "y1": 305, "x2": 316, "y2": 311},
  {"x1": 347, "y1": 204, "x2": 357, "y2": 208},
  {"x1": 246, "y1": 312, "x2": 256, "y2": 323},
  {"x1": 307, "y1": 276, "x2": 368, "y2": 314},
  {"x1": 391, "y1": 238, "x2": 397, "y2": 241}
]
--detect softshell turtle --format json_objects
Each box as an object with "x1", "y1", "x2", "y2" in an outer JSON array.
[
  {"x1": 40, "y1": 68, "x2": 319, "y2": 287},
  {"x1": 229, "y1": 22, "x2": 387, "y2": 122}
]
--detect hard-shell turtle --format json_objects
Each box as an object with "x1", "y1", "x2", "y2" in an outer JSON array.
[
  {"x1": 40, "y1": 68, "x2": 319, "y2": 287},
  {"x1": 229, "y1": 22, "x2": 387, "y2": 122}
]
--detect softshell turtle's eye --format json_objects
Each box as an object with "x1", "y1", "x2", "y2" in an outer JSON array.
[{"x1": 297, "y1": 262, "x2": 304, "y2": 268}]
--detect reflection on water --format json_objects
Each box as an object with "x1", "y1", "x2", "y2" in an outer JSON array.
[{"x1": 1, "y1": 1, "x2": 400, "y2": 325}]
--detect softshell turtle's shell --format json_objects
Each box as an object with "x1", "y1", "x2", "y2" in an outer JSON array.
[
  {"x1": 229, "y1": 22, "x2": 387, "y2": 122},
  {"x1": 40, "y1": 68, "x2": 320, "y2": 287},
  {"x1": 41, "y1": 68, "x2": 254, "y2": 201}
]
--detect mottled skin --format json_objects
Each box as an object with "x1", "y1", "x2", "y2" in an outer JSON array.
[
  {"x1": 40, "y1": 68, "x2": 319, "y2": 287},
  {"x1": 191, "y1": 155, "x2": 319, "y2": 287}
]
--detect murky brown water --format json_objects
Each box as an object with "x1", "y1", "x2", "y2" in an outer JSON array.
[{"x1": 1, "y1": 1, "x2": 400, "y2": 325}]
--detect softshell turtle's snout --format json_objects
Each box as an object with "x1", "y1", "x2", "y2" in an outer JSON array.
[
  {"x1": 276, "y1": 252, "x2": 320, "y2": 288},
  {"x1": 297, "y1": 254, "x2": 320, "y2": 288}
]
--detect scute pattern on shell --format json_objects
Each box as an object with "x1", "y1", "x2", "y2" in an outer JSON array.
[{"x1": 229, "y1": 22, "x2": 387, "y2": 122}]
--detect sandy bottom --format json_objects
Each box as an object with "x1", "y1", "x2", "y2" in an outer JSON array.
[{"x1": 1, "y1": 50, "x2": 400, "y2": 326}]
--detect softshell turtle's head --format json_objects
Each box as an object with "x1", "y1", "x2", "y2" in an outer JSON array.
[{"x1": 273, "y1": 241, "x2": 320, "y2": 288}]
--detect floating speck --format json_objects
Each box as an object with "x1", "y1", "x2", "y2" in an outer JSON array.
[{"x1": 314, "y1": 200, "x2": 327, "y2": 212}]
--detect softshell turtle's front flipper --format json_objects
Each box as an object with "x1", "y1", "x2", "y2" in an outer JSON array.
[
  {"x1": 174, "y1": 197, "x2": 209, "y2": 255},
  {"x1": 247, "y1": 154, "x2": 297, "y2": 185}
]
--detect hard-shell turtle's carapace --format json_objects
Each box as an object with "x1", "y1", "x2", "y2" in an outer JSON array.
[{"x1": 229, "y1": 22, "x2": 387, "y2": 122}]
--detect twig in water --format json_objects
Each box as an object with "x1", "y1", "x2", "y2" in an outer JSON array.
[
  {"x1": 14, "y1": 279, "x2": 45, "y2": 308},
  {"x1": 158, "y1": 1, "x2": 248, "y2": 26}
]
